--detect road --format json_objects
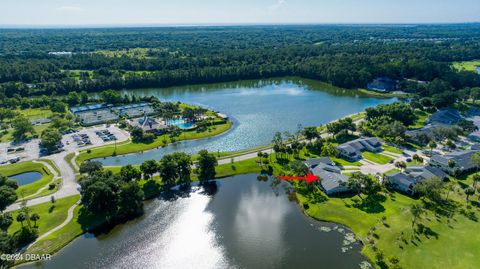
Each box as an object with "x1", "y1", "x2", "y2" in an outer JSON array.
[{"x1": 5, "y1": 125, "x2": 130, "y2": 212}]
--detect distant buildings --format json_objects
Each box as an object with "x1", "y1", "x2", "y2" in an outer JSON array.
[
  {"x1": 429, "y1": 149, "x2": 479, "y2": 174},
  {"x1": 337, "y1": 137, "x2": 383, "y2": 161},
  {"x1": 304, "y1": 157, "x2": 349, "y2": 195},
  {"x1": 367, "y1": 77, "x2": 397, "y2": 92},
  {"x1": 70, "y1": 103, "x2": 155, "y2": 126},
  {"x1": 386, "y1": 166, "x2": 447, "y2": 195}
]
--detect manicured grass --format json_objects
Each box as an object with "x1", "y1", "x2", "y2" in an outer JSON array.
[
  {"x1": 215, "y1": 158, "x2": 263, "y2": 178},
  {"x1": 299, "y1": 170, "x2": 480, "y2": 269},
  {"x1": 452, "y1": 60, "x2": 480, "y2": 72},
  {"x1": 17, "y1": 108, "x2": 53, "y2": 120},
  {"x1": 76, "y1": 121, "x2": 232, "y2": 165},
  {"x1": 362, "y1": 152, "x2": 393, "y2": 164},
  {"x1": 382, "y1": 145, "x2": 403, "y2": 155},
  {"x1": 26, "y1": 178, "x2": 62, "y2": 200},
  {"x1": 64, "y1": 152, "x2": 78, "y2": 173},
  {"x1": 8, "y1": 195, "x2": 80, "y2": 237},
  {"x1": 409, "y1": 110, "x2": 431, "y2": 129},
  {"x1": 331, "y1": 157, "x2": 362, "y2": 167},
  {"x1": 0, "y1": 161, "x2": 54, "y2": 198},
  {"x1": 357, "y1": 88, "x2": 408, "y2": 98},
  {"x1": 24, "y1": 204, "x2": 105, "y2": 257}
]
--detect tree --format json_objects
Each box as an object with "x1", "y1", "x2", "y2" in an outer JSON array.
[
  {"x1": 16, "y1": 212, "x2": 27, "y2": 228},
  {"x1": 472, "y1": 173, "x2": 480, "y2": 189},
  {"x1": 11, "y1": 116, "x2": 35, "y2": 141},
  {"x1": 302, "y1": 126, "x2": 319, "y2": 141},
  {"x1": 0, "y1": 186, "x2": 17, "y2": 212},
  {"x1": 173, "y1": 152, "x2": 192, "y2": 186},
  {"x1": 158, "y1": 154, "x2": 178, "y2": 186},
  {"x1": 119, "y1": 165, "x2": 142, "y2": 182},
  {"x1": 30, "y1": 213, "x2": 40, "y2": 227},
  {"x1": 290, "y1": 160, "x2": 309, "y2": 176},
  {"x1": 197, "y1": 150, "x2": 218, "y2": 182},
  {"x1": 346, "y1": 172, "x2": 380, "y2": 200},
  {"x1": 100, "y1": 90, "x2": 123, "y2": 104},
  {"x1": 49, "y1": 101, "x2": 67, "y2": 113},
  {"x1": 413, "y1": 177, "x2": 445, "y2": 204},
  {"x1": 470, "y1": 152, "x2": 480, "y2": 172},
  {"x1": 0, "y1": 231, "x2": 16, "y2": 268},
  {"x1": 428, "y1": 141, "x2": 437, "y2": 155},
  {"x1": 40, "y1": 127, "x2": 62, "y2": 153},
  {"x1": 465, "y1": 186, "x2": 475, "y2": 202},
  {"x1": 0, "y1": 213, "x2": 13, "y2": 231},
  {"x1": 410, "y1": 204, "x2": 424, "y2": 229},
  {"x1": 117, "y1": 181, "x2": 144, "y2": 218},
  {"x1": 66, "y1": 91, "x2": 80, "y2": 105},
  {"x1": 79, "y1": 161, "x2": 103, "y2": 175},
  {"x1": 326, "y1": 117, "x2": 355, "y2": 138},
  {"x1": 140, "y1": 160, "x2": 158, "y2": 179},
  {"x1": 321, "y1": 142, "x2": 339, "y2": 157},
  {"x1": 80, "y1": 172, "x2": 118, "y2": 217}
]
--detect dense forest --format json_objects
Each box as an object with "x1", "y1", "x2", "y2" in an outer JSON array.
[{"x1": 1, "y1": 24, "x2": 480, "y2": 102}]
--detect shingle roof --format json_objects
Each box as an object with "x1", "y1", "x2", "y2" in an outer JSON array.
[{"x1": 428, "y1": 108, "x2": 462, "y2": 125}]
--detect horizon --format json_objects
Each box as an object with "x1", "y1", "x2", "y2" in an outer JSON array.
[{"x1": 2, "y1": 0, "x2": 480, "y2": 27}]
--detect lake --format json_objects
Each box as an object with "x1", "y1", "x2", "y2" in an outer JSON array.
[
  {"x1": 97, "y1": 78, "x2": 396, "y2": 166},
  {"x1": 22, "y1": 174, "x2": 368, "y2": 269},
  {"x1": 9, "y1": 171, "x2": 42, "y2": 186}
]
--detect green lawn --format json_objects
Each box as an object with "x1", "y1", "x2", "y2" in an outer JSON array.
[
  {"x1": 382, "y1": 145, "x2": 403, "y2": 155},
  {"x1": 331, "y1": 157, "x2": 362, "y2": 167},
  {"x1": 8, "y1": 195, "x2": 80, "y2": 237},
  {"x1": 362, "y1": 152, "x2": 393, "y2": 164},
  {"x1": 299, "y1": 176, "x2": 480, "y2": 269},
  {"x1": 76, "y1": 120, "x2": 232, "y2": 165},
  {"x1": 409, "y1": 110, "x2": 431, "y2": 129},
  {"x1": 215, "y1": 158, "x2": 263, "y2": 178},
  {"x1": 452, "y1": 60, "x2": 480, "y2": 72},
  {"x1": 0, "y1": 161, "x2": 54, "y2": 198},
  {"x1": 24, "y1": 203, "x2": 105, "y2": 258},
  {"x1": 17, "y1": 108, "x2": 53, "y2": 120}
]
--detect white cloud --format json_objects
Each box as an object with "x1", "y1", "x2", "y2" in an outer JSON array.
[
  {"x1": 56, "y1": 6, "x2": 84, "y2": 12},
  {"x1": 268, "y1": 0, "x2": 287, "y2": 11}
]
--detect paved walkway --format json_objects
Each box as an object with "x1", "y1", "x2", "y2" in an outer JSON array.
[{"x1": 30, "y1": 200, "x2": 80, "y2": 245}]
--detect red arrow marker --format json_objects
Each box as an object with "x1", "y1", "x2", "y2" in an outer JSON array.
[{"x1": 279, "y1": 173, "x2": 319, "y2": 184}]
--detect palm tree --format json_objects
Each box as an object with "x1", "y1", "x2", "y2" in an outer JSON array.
[
  {"x1": 472, "y1": 173, "x2": 480, "y2": 188},
  {"x1": 410, "y1": 204, "x2": 424, "y2": 229},
  {"x1": 257, "y1": 152, "x2": 263, "y2": 168},
  {"x1": 16, "y1": 212, "x2": 27, "y2": 228},
  {"x1": 465, "y1": 187, "x2": 475, "y2": 202},
  {"x1": 30, "y1": 213, "x2": 40, "y2": 227}
]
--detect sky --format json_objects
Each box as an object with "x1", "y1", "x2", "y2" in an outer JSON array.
[{"x1": 1, "y1": 0, "x2": 479, "y2": 26}]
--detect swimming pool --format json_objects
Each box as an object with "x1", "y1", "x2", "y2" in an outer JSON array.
[{"x1": 167, "y1": 119, "x2": 194, "y2": 129}]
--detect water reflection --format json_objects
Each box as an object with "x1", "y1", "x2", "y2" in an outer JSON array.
[{"x1": 22, "y1": 175, "x2": 366, "y2": 269}]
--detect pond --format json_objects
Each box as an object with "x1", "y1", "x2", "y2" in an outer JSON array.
[
  {"x1": 9, "y1": 171, "x2": 42, "y2": 186},
  {"x1": 97, "y1": 78, "x2": 397, "y2": 166},
  {"x1": 22, "y1": 174, "x2": 368, "y2": 269}
]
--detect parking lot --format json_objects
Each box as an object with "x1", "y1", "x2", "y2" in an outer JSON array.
[
  {"x1": 61, "y1": 125, "x2": 129, "y2": 152},
  {"x1": 0, "y1": 124, "x2": 129, "y2": 165}
]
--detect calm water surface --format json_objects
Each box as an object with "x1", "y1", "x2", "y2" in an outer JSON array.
[
  {"x1": 22, "y1": 174, "x2": 368, "y2": 269},
  {"x1": 98, "y1": 78, "x2": 396, "y2": 166},
  {"x1": 9, "y1": 172, "x2": 42, "y2": 186}
]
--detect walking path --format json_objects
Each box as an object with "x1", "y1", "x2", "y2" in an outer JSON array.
[{"x1": 30, "y1": 200, "x2": 80, "y2": 245}]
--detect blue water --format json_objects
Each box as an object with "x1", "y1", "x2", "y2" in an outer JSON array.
[
  {"x1": 476, "y1": 66, "x2": 480, "y2": 75},
  {"x1": 97, "y1": 78, "x2": 397, "y2": 166},
  {"x1": 9, "y1": 171, "x2": 42, "y2": 186},
  {"x1": 166, "y1": 119, "x2": 194, "y2": 129}
]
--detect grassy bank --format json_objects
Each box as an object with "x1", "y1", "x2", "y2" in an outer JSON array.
[
  {"x1": 298, "y1": 174, "x2": 480, "y2": 269},
  {"x1": 76, "y1": 120, "x2": 232, "y2": 165},
  {"x1": 8, "y1": 195, "x2": 80, "y2": 237},
  {"x1": 0, "y1": 161, "x2": 54, "y2": 198},
  {"x1": 362, "y1": 152, "x2": 393, "y2": 164}
]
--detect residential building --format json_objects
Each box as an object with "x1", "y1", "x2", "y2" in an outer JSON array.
[
  {"x1": 367, "y1": 77, "x2": 397, "y2": 92},
  {"x1": 386, "y1": 165, "x2": 447, "y2": 195},
  {"x1": 337, "y1": 137, "x2": 382, "y2": 161},
  {"x1": 128, "y1": 116, "x2": 168, "y2": 134},
  {"x1": 427, "y1": 108, "x2": 462, "y2": 125},
  {"x1": 429, "y1": 149, "x2": 479, "y2": 174},
  {"x1": 304, "y1": 158, "x2": 349, "y2": 195}
]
